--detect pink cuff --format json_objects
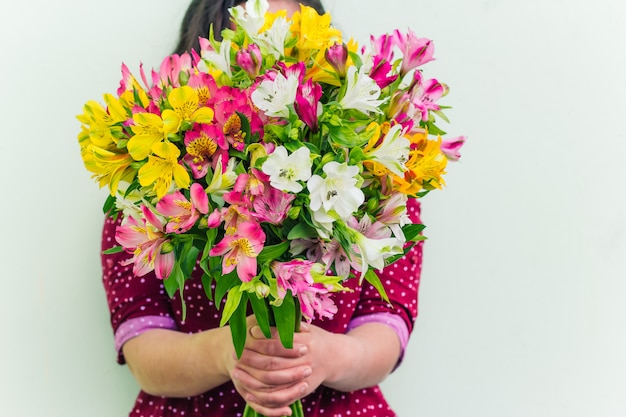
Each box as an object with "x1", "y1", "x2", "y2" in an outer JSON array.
[
  {"x1": 347, "y1": 312, "x2": 409, "y2": 369},
  {"x1": 114, "y1": 315, "x2": 178, "y2": 353}
]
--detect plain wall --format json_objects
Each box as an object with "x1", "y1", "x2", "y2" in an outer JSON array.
[{"x1": 1, "y1": 0, "x2": 625, "y2": 416}]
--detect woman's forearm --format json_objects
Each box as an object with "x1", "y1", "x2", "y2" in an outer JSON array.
[
  {"x1": 122, "y1": 326, "x2": 236, "y2": 397},
  {"x1": 321, "y1": 322, "x2": 402, "y2": 392}
]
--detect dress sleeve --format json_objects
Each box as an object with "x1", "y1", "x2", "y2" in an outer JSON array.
[
  {"x1": 101, "y1": 215, "x2": 177, "y2": 364},
  {"x1": 350, "y1": 198, "x2": 423, "y2": 359}
]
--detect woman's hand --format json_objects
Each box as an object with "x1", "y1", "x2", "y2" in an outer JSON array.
[{"x1": 230, "y1": 320, "x2": 402, "y2": 416}]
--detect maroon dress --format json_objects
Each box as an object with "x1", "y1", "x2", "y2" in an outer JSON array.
[{"x1": 101, "y1": 199, "x2": 423, "y2": 417}]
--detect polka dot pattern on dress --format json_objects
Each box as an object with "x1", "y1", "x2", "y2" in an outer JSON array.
[{"x1": 99, "y1": 198, "x2": 424, "y2": 416}]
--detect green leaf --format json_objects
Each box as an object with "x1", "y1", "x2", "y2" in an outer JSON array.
[
  {"x1": 201, "y1": 273, "x2": 214, "y2": 301},
  {"x1": 164, "y1": 263, "x2": 188, "y2": 320},
  {"x1": 363, "y1": 269, "x2": 390, "y2": 304},
  {"x1": 257, "y1": 241, "x2": 290, "y2": 265},
  {"x1": 102, "y1": 194, "x2": 117, "y2": 215},
  {"x1": 220, "y1": 287, "x2": 244, "y2": 327},
  {"x1": 180, "y1": 243, "x2": 201, "y2": 278},
  {"x1": 102, "y1": 245, "x2": 123, "y2": 255},
  {"x1": 286, "y1": 222, "x2": 317, "y2": 240},
  {"x1": 402, "y1": 223, "x2": 427, "y2": 242},
  {"x1": 215, "y1": 270, "x2": 240, "y2": 307},
  {"x1": 271, "y1": 291, "x2": 296, "y2": 349},
  {"x1": 229, "y1": 292, "x2": 249, "y2": 359},
  {"x1": 248, "y1": 295, "x2": 271, "y2": 338}
]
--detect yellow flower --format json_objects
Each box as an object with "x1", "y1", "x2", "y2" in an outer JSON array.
[
  {"x1": 289, "y1": 5, "x2": 342, "y2": 62},
  {"x1": 162, "y1": 86, "x2": 214, "y2": 133},
  {"x1": 138, "y1": 141, "x2": 190, "y2": 199},
  {"x1": 128, "y1": 112, "x2": 169, "y2": 161},
  {"x1": 82, "y1": 145, "x2": 137, "y2": 196},
  {"x1": 393, "y1": 132, "x2": 448, "y2": 196}
]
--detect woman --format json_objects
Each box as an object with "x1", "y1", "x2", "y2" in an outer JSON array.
[{"x1": 101, "y1": 1, "x2": 423, "y2": 416}]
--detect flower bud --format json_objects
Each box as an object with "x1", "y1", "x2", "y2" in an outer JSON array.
[
  {"x1": 325, "y1": 42, "x2": 348, "y2": 78},
  {"x1": 160, "y1": 241, "x2": 175, "y2": 254},
  {"x1": 288, "y1": 206, "x2": 301, "y2": 219},
  {"x1": 236, "y1": 44, "x2": 262, "y2": 78}
]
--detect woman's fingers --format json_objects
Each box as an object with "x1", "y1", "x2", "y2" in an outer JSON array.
[{"x1": 231, "y1": 367, "x2": 308, "y2": 416}]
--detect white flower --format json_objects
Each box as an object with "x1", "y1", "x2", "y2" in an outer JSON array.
[
  {"x1": 251, "y1": 73, "x2": 298, "y2": 118},
  {"x1": 339, "y1": 66, "x2": 386, "y2": 114},
  {"x1": 365, "y1": 123, "x2": 410, "y2": 177},
  {"x1": 258, "y1": 16, "x2": 291, "y2": 59},
  {"x1": 199, "y1": 40, "x2": 232, "y2": 78},
  {"x1": 230, "y1": 0, "x2": 269, "y2": 37},
  {"x1": 353, "y1": 232, "x2": 403, "y2": 274},
  {"x1": 307, "y1": 162, "x2": 364, "y2": 220},
  {"x1": 262, "y1": 146, "x2": 312, "y2": 193}
]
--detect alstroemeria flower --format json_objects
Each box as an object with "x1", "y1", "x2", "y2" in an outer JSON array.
[
  {"x1": 407, "y1": 71, "x2": 447, "y2": 122},
  {"x1": 156, "y1": 183, "x2": 209, "y2": 234},
  {"x1": 369, "y1": 55, "x2": 398, "y2": 89},
  {"x1": 307, "y1": 161, "x2": 364, "y2": 220},
  {"x1": 236, "y1": 44, "x2": 263, "y2": 78},
  {"x1": 115, "y1": 205, "x2": 175, "y2": 279},
  {"x1": 128, "y1": 112, "x2": 172, "y2": 161},
  {"x1": 199, "y1": 40, "x2": 233, "y2": 79},
  {"x1": 251, "y1": 72, "x2": 298, "y2": 118},
  {"x1": 363, "y1": 123, "x2": 410, "y2": 177},
  {"x1": 271, "y1": 260, "x2": 339, "y2": 322},
  {"x1": 440, "y1": 135, "x2": 466, "y2": 161},
  {"x1": 230, "y1": 0, "x2": 269, "y2": 37},
  {"x1": 261, "y1": 146, "x2": 312, "y2": 193},
  {"x1": 393, "y1": 29, "x2": 435, "y2": 77},
  {"x1": 339, "y1": 66, "x2": 386, "y2": 115},
  {"x1": 340, "y1": 222, "x2": 403, "y2": 277},
  {"x1": 209, "y1": 221, "x2": 265, "y2": 282},
  {"x1": 161, "y1": 86, "x2": 215, "y2": 133},
  {"x1": 294, "y1": 79, "x2": 323, "y2": 132},
  {"x1": 252, "y1": 185, "x2": 296, "y2": 224},
  {"x1": 370, "y1": 33, "x2": 396, "y2": 63},
  {"x1": 325, "y1": 42, "x2": 348, "y2": 78},
  {"x1": 183, "y1": 123, "x2": 221, "y2": 179},
  {"x1": 138, "y1": 141, "x2": 190, "y2": 199}
]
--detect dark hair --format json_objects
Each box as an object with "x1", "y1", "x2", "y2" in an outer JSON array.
[{"x1": 173, "y1": 0, "x2": 326, "y2": 55}]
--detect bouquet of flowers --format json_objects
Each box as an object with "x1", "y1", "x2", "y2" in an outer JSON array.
[{"x1": 77, "y1": 0, "x2": 464, "y2": 415}]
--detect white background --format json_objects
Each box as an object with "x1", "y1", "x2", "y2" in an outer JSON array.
[{"x1": 1, "y1": 0, "x2": 625, "y2": 416}]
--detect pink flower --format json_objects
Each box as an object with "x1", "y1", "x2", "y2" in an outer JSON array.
[
  {"x1": 393, "y1": 29, "x2": 435, "y2": 77},
  {"x1": 271, "y1": 260, "x2": 338, "y2": 322},
  {"x1": 294, "y1": 79, "x2": 322, "y2": 133},
  {"x1": 369, "y1": 33, "x2": 396, "y2": 63},
  {"x1": 207, "y1": 85, "x2": 264, "y2": 151},
  {"x1": 369, "y1": 55, "x2": 398, "y2": 89},
  {"x1": 183, "y1": 124, "x2": 225, "y2": 179},
  {"x1": 236, "y1": 44, "x2": 262, "y2": 78},
  {"x1": 115, "y1": 205, "x2": 175, "y2": 279},
  {"x1": 156, "y1": 183, "x2": 209, "y2": 234},
  {"x1": 325, "y1": 42, "x2": 348, "y2": 78},
  {"x1": 440, "y1": 136, "x2": 466, "y2": 161},
  {"x1": 408, "y1": 71, "x2": 447, "y2": 121},
  {"x1": 209, "y1": 221, "x2": 266, "y2": 282},
  {"x1": 252, "y1": 185, "x2": 296, "y2": 224}
]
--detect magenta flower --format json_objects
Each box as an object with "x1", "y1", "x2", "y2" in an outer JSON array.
[
  {"x1": 183, "y1": 123, "x2": 225, "y2": 179},
  {"x1": 236, "y1": 44, "x2": 262, "y2": 78},
  {"x1": 325, "y1": 42, "x2": 348, "y2": 78},
  {"x1": 294, "y1": 79, "x2": 322, "y2": 133},
  {"x1": 369, "y1": 33, "x2": 396, "y2": 63},
  {"x1": 156, "y1": 183, "x2": 209, "y2": 234},
  {"x1": 369, "y1": 55, "x2": 398, "y2": 89},
  {"x1": 252, "y1": 185, "x2": 296, "y2": 225},
  {"x1": 207, "y1": 85, "x2": 264, "y2": 151},
  {"x1": 393, "y1": 29, "x2": 435, "y2": 77},
  {"x1": 408, "y1": 71, "x2": 447, "y2": 121},
  {"x1": 115, "y1": 205, "x2": 175, "y2": 279},
  {"x1": 209, "y1": 221, "x2": 266, "y2": 282},
  {"x1": 440, "y1": 136, "x2": 466, "y2": 161},
  {"x1": 271, "y1": 260, "x2": 338, "y2": 322}
]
